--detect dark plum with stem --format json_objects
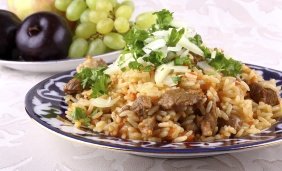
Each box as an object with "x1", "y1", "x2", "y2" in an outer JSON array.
[
  {"x1": 16, "y1": 12, "x2": 72, "y2": 61},
  {"x1": 0, "y1": 10, "x2": 21, "y2": 60}
]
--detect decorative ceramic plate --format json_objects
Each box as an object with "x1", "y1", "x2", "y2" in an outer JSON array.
[
  {"x1": 0, "y1": 51, "x2": 119, "y2": 73},
  {"x1": 25, "y1": 64, "x2": 282, "y2": 158}
]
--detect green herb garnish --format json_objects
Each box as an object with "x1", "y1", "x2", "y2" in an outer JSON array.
[
  {"x1": 200, "y1": 46, "x2": 212, "y2": 59},
  {"x1": 167, "y1": 28, "x2": 185, "y2": 47},
  {"x1": 189, "y1": 34, "x2": 211, "y2": 59},
  {"x1": 91, "y1": 73, "x2": 110, "y2": 98},
  {"x1": 123, "y1": 27, "x2": 150, "y2": 58},
  {"x1": 72, "y1": 107, "x2": 90, "y2": 126},
  {"x1": 171, "y1": 76, "x2": 181, "y2": 84},
  {"x1": 209, "y1": 51, "x2": 242, "y2": 76},
  {"x1": 75, "y1": 68, "x2": 93, "y2": 89},
  {"x1": 128, "y1": 61, "x2": 143, "y2": 70},
  {"x1": 128, "y1": 62, "x2": 154, "y2": 72},
  {"x1": 122, "y1": 27, "x2": 151, "y2": 71},
  {"x1": 143, "y1": 65, "x2": 154, "y2": 72},
  {"x1": 189, "y1": 34, "x2": 203, "y2": 46},
  {"x1": 75, "y1": 67, "x2": 110, "y2": 98},
  {"x1": 120, "y1": 9, "x2": 243, "y2": 77},
  {"x1": 174, "y1": 56, "x2": 191, "y2": 66},
  {"x1": 153, "y1": 9, "x2": 173, "y2": 30},
  {"x1": 143, "y1": 51, "x2": 166, "y2": 66}
]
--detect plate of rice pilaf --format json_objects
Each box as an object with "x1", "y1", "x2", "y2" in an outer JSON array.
[{"x1": 25, "y1": 10, "x2": 282, "y2": 158}]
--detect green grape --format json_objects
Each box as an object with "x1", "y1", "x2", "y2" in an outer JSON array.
[
  {"x1": 109, "y1": 0, "x2": 117, "y2": 8},
  {"x1": 89, "y1": 10, "x2": 108, "y2": 23},
  {"x1": 115, "y1": 5, "x2": 133, "y2": 19},
  {"x1": 86, "y1": 0, "x2": 97, "y2": 10},
  {"x1": 69, "y1": 38, "x2": 89, "y2": 58},
  {"x1": 66, "y1": 0, "x2": 87, "y2": 21},
  {"x1": 120, "y1": 0, "x2": 135, "y2": 11},
  {"x1": 103, "y1": 32, "x2": 125, "y2": 50},
  {"x1": 75, "y1": 22, "x2": 96, "y2": 39},
  {"x1": 96, "y1": 18, "x2": 114, "y2": 34},
  {"x1": 136, "y1": 12, "x2": 157, "y2": 29},
  {"x1": 105, "y1": 47, "x2": 113, "y2": 53},
  {"x1": 114, "y1": 17, "x2": 129, "y2": 33},
  {"x1": 87, "y1": 39, "x2": 107, "y2": 56},
  {"x1": 96, "y1": 0, "x2": 113, "y2": 12},
  {"x1": 55, "y1": 0, "x2": 72, "y2": 12},
  {"x1": 80, "y1": 9, "x2": 90, "y2": 23}
]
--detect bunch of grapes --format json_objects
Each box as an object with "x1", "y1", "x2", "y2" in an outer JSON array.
[{"x1": 54, "y1": 0, "x2": 134, "y2": 58}]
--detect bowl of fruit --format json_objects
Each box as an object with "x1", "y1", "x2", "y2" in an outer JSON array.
[{"x1": 0, "y1": 0, "x2": 138, "y2": 72}]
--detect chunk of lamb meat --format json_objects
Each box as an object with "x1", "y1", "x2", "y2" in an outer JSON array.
[
  {"x1": 196, "y1": 103, "x2": 217, "y2": 136},
  {"x1": 249, "y1": 82, "x2": 280, "y2": 106},
  {"x1": 138, "y1": 117, "x2": 156, "y2": 136},
  {"x1": 218, "y1": 115, "x2": 242, "y2": 131},
  {"x1": 184, "y1": 121, "x2": 199, "y2": 133},
  {"x1": 190, "y1": 52, "x2": 204, "y2": 64},
  {"x1": 158, "y1": 88, "x2": 205, "y2": 111},
  {"x1": 130, "y1": 96, "x2": 152, "y2": 115},
  {"x1": 64, "y1": 78, "x2": 82, "y2": 95},
  {"x1": 76, "y1": 57, "x2": 107, "y2": 72}
]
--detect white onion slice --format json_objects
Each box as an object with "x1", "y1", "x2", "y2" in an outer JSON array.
[
  {"x1": 152, "y1": 30, "x2": 170, "y2": 38},
  {"x1": 169, "y1": 66, "x2": 190, "y2": 73},
  {"x1": 104, "y1": 64, "x2": 120, "y2": 75},
  {"x1": 90, "y1": 97, "x2": 120, "y2": 108},
  {"x1": 163, "y1": 76, "x2": 177, "y2": 87},
  {"x1": 168, "y1": 46, "x2": 182, "y2": 52},
  {"x1": 197, "y1": 61, "x2": 217, "y2": 75},
  {"x1": 178, "y1": 37, "x2": 204, "y2": 56},
  {"x1": 143, "y1": 39, "x2": 166, "y2": 54},
  {"x1": 155, "y1": 63, "x2": 173, "y2": 85}
]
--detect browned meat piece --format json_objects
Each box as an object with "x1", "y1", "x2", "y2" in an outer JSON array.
[
  {"x1": 218, "y1": 115, "x2": 242, "y2": 131},
  {"x1": 190, "y1": 52, "x2": 204, "y2": 64},
  {"x1": 138, "y1": 117, "x2": 156, "y2": 136},
  {"x1": 158, "y1": 88, "x2": 205, "y2": 111},
  {"x1": 64, "y1": 78, "x2": 82, "y2": 95},
  {"x1": 77, "y1": 57, "x2": 107, "y2": 72},
  {"x1": 196, "y1": 103, "x2": 217, "y2": 136},
  {"x1": 119, "y1": 105, "x2": 130, "y2": 113},
  {"x1": 249, "y1": 82, "x2": 279, "y2": 106},
  {"x1": 184, "y1": 121, "x2": 199, "y2": 133},
  {"x1": 90, "y1": 58, "x2": 107, "y2": 67},
  {"x1": 130, "y1": 96, "x2": 152, "y2": 114}
]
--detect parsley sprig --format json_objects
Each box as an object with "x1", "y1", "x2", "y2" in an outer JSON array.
[
  {"x1": 123, "y1": 27, "x2": 149, "y2": 58},
  {"x1": 122, "y1": 28, "x2": 151, "y2": 71},
  {"x1": 189, "y1": 34, "x2": 203, "y2": 46},
  {"x1": 209, "y1": 52, "x2": 242, "y2": 77},
  {"x1": 121, "y1": 10, "x2": 176, "y2": 71},
  {"x1": 143, "y1": 51, "x2": 166, "y2": 66},
  {"x1": 171, "y1": 76, "x2": 181, "y2": 84},
  {"x1": 167, "y1": 28, "x2": 185, "y2": 47},
  {"x1": 153, "y1": 9, "x2": 173, "y2": 30},
  {"x1": 188, "y1": 34, "x2": 242, "y2": 76},
  {"x1": 174, "y1": 56, "x2": 191, "y2": 66},
  {"x1": 75, "y1": 67, "x2": 110, "y2": 98},
  {"x1": 72, "y1": 107, "x2": 90, "y2": 126}
]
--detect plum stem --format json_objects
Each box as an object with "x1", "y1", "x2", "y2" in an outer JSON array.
[{"x1": 28, "y1": 26, "x2": 41, "y2": 37}]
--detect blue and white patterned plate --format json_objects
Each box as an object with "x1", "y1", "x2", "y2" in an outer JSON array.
[{"x1": 25, "y1": 64, "x2": 282, "y2": 158}]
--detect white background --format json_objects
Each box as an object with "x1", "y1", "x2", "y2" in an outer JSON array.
[{"x1": 1, "y1": 0, "x2": 282, "y2": 170}]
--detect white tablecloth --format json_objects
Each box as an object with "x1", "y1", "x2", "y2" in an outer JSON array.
[{"x1": 1, "y1": 0, "x2": 282, "y2": 170}]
